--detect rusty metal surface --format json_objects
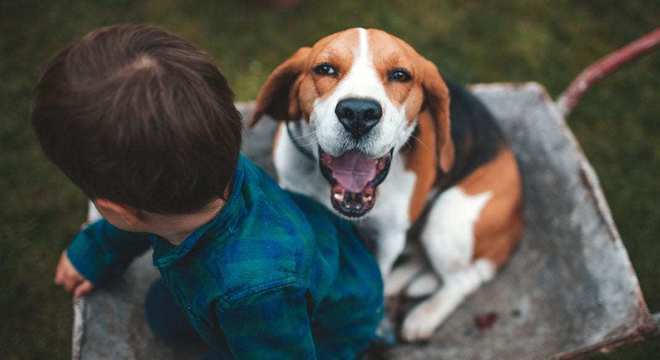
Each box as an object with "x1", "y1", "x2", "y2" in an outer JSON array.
[{"x1": 73, "y1": 83, "x2": 655, "y2": 359}]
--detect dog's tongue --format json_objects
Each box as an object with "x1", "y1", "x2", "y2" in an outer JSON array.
[{"x1": 329, "y1": 151, "x2": 378, "y2": 193}]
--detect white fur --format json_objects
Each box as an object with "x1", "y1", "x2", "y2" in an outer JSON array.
[
  {"x1": 273, "y1": 123, "x2": 329, "y2": 207},
  {"x1": 421, "y1": 188, "x2": 492, "y2": 276}
]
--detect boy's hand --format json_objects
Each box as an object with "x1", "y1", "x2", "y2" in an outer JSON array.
[{"x1": 54, "y1": 251, "x2": 95, "y2": 298}]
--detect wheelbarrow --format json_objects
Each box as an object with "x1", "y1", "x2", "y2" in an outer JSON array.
[{"x1": 71, "y1": 28, "x2": 660, "y2": 359}]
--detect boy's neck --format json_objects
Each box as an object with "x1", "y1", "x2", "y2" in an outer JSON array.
[{"x1": 145, "y1": 198, "x2": 225, "y2": 245}]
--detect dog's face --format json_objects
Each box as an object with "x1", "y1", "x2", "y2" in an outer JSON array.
[{"x1": 252, "y1": 28, "x2": 454, "y2": 218}]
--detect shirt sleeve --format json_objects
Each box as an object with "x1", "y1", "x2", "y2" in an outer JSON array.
[
  {"x1": 66, "y1": 219, "x2": 151, "y2": 285},
  {"x1": 216, "y1": 285, "x2": 317, "y2": 360}
]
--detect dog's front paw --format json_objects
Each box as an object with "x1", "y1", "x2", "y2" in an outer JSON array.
[{"x1": 400, "y1": 302, "x2": 440, "y2": 342}]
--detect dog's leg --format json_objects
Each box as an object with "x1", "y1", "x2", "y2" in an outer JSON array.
[
  {"x1": 377, "y1": 230, "x2": 407, "y2": 282},
  {"x1": 401, "y1": 259, "x2": 495, "y2": 341},
  {"x1": 400, "y1": 186, "x2": 493, "y2": 341}
]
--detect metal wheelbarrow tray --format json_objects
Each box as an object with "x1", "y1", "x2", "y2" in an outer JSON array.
[{"x1": 71, "y1": 30, "x2": 660, "y2": 359}]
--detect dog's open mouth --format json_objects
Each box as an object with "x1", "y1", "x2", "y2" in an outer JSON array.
[{"x1": 319, "y1": 147, "x2": 393, "y2": 218}]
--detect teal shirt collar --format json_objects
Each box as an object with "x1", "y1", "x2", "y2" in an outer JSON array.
[{"x1": 151, "y1": 155, "x2": 246, "y2": 268}]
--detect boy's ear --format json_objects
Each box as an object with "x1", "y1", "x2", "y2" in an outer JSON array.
[
  {"x1": 94, "y1": 198, "x2": 141, "y2": 227},
  {"x1": 249, "y1": 47, "x2": 311, "y2": 127}
]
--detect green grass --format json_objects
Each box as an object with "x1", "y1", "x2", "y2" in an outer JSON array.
[{"x1": 1, "y1": 1, "x2": 658, "y2": 358}]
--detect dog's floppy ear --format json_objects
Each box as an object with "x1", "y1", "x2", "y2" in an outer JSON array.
[
  {"x1": 249, "y1": 47, "x2": 311, "y2": 127},
  {"x1": 419, "y1": 58, "x2": 455, "y2": 173}
]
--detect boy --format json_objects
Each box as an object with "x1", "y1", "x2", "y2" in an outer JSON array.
[{"x1": 33, "y1": 24, "x2": 383, "y2": 359}]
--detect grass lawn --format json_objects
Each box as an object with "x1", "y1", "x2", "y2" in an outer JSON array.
[{"x1": 1, "y1": 1, "x2": 658, "y2": 358}]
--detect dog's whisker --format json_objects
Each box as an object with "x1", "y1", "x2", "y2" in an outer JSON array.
[{"x1": 410, "y1": 135, "x2": 431, "y2": 152}]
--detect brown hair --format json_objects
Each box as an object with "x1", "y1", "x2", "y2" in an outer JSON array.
[{"x1": 32, "y1": 24, "x2": 242, "y2": 214}]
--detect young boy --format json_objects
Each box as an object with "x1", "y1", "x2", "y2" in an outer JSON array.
[{"x1": 33, "y1": 24, "x2": 383, "y2": 359}]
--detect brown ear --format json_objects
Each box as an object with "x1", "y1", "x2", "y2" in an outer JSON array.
[
  {"x1": 249, "y1": 47, "x2": 311, "y2": 127},
  {"x1": 419, "y1": 58, "x2": 455, "y2": 173}
]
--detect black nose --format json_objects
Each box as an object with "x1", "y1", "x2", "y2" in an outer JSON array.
[{"x1": 335, "y1": 98, "x2": 382, "y2": 138}]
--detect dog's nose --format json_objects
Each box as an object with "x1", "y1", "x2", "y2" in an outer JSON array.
[{"x1": 335, "y1": 98, "x2": 382, "y2": 138}]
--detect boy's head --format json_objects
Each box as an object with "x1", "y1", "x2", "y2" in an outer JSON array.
[{"x1": 33, "y1": 24, "x2": 242, "y2": 217}]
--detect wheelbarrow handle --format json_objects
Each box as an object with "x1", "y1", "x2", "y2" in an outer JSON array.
[{"x1": 556, "y1": 27, "x2": 660, "y2": 117}]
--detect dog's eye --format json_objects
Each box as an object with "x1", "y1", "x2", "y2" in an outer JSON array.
[
  {"x1": 313, "y1": 63, "x2": 338, "y2": 77},
  {"x1": 388, "y1": 68, "x2": 412, "y2": 82}
]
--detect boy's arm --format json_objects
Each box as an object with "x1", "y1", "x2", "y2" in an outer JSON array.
[
  {"x1": 66, "y1": 219, "x2": 151, "y2": 286},
  {"x1": 216, "y1": 285, "x2": 317, "y2": 359}
]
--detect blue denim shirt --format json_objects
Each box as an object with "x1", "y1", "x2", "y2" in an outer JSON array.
[{"x1": 67, "y1": 155, "x2": 383, "y2": 359}]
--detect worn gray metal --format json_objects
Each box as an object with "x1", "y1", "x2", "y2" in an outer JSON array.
[{"x1": 72, "y1": 83, "x2": 655, "y2": 359}]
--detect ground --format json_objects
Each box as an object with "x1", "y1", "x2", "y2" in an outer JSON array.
[{"x1": 1, "y1": 1, "x2": 658, "y2": 358}]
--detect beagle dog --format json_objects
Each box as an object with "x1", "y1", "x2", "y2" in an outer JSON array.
[{"x1": 250, "y1": 28, "x2": 522, "y2": 341}]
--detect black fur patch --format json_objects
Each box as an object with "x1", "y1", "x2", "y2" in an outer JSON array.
[{"x1": 438, "y1": 80, "x2": 506, "y2": 189}]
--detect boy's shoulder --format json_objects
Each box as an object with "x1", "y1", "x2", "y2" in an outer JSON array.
[
  {"x1": 189, "y1": 157, "x2": 320, "y2": 305},
  {"x1": 166, "y1": 156, "x2": 354, "y2": 309}
]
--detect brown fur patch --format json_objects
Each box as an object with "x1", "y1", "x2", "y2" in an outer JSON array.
[
  {"x1": 417, "y1": 58, "x2": 454, "y2": 173},
  {"x1": 297, "y1": 29, "x2": 359, "y2": 119},
  {"x1": 251, "y1": 29, "x2": 361, "y2": 125},
  {"x1": 368, "y1": 30, "x2": 456, "y2": 174},
  {"x1": 458, "y1": 149, "x2": 523, "y2": 268},
  {"x1": 405, "y1": 109, "x2": 438, "y2": 222},
  {"x1": 250, "y1": 47, "x2": 311, "y2": 125},
  {"x1": 367, "y1": 29, "x2": 417, "y2": 107},
  {"x1": 367, "y1": 29, "x2": 454, "y2": 175}
]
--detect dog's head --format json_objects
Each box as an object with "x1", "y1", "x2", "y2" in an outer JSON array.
[{"x1": 251, "y1": 28, "x2": 454, "y2": 218}]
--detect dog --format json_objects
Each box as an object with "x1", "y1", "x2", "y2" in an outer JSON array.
[{"x1": 250, "y1": 28, "x2": 522, "y2": 341}]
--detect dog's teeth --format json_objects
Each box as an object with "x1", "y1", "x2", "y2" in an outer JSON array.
[
  {"x1": 333, "y1": 192, "x2": 344, "y2": 202},
  {"x1": 363, "y1": 194, "x2": 373, "y2": 202}
]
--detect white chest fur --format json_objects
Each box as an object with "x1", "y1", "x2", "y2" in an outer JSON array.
[{"x1": 273, "y1": 123, "x2": 329, "y2": 206}]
